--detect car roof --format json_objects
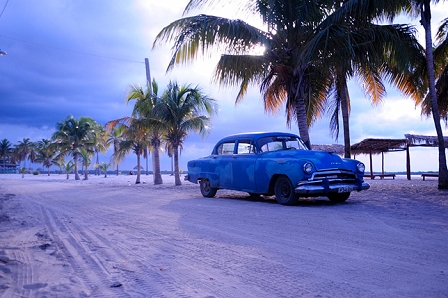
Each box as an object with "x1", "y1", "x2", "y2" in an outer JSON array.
[{"x1": 218, "y1": 132, "x2": 300, "y2": 142}]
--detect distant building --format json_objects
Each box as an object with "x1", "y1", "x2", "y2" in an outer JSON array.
[{"x1": 0, "y1": 159, "x2": 19, "y2": 173}]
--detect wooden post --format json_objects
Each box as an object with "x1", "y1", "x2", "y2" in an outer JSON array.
[{"x1": 406, "y1": 145, "x2": 411, "y2": 180}]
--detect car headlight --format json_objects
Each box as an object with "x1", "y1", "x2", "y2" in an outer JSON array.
[
  {"x1": 357, "y1": 162, "x2": 365, "y2": 173},
  {"x1": 303, "y1": 162, "x2": 313, "y2": 174}
]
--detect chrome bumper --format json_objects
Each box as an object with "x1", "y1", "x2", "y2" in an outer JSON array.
[{"x1": 295, "y1": 181, "x2": 370, "y2": 195}]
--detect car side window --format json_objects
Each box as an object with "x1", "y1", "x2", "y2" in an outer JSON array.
[
  {"x1": 217, "y1": 142, "x2": 235, "y2": 155},
  {"x1": 236, "y1": 140, "x2": 256, "y2": 154}
]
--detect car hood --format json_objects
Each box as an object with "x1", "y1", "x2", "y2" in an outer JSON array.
[{"x1": 261, "y1": 149, "x2": 347, "y2": 170}]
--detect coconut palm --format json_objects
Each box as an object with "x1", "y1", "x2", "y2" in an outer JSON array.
[
  {"x1": 106, "y1": 126, "x2": 125, "y2": 175},
  {"x1": 0, "y1": 139, "x2": 13, "y2": 173},
  {"x1": 34, "y1": 139, "x2": 59, "y2": 176},
  {"x1": 415, "y1": 1, "x2": 448, "y2": 188},
  {"x1": 105, "y1": 118, "x2": 150, "y2": 184},
  {"x1": 420, "y1": 18, "x2": 448, "y2": 125},
  {"x1": 126, "y1": 79, "x2": 164, "y2": 184},
  {"x1": 79, "y1": 147, "x2": 94, "y2": 180},
  {"x1": 153, "y1": 81, "x2": 216, "y2": 185},
  {"x1": 154, "y1": 0, "x2": 335, "y2": 149},
  {"x1": 60, "y1": 160, "x2": 75, "y2": 179},
  {"x1": 319, "y1": 0, "x2": 448, "y2": 187},
  {"x1": 52, "y1": 116, "x2": 96, "y2": 180},
  {"x1": 98, "y1": 162, "x2": 111, "y2": 177},
  {"x1": 90, "y1": 122, "x2": 108, "y2": 176},
  {"x1": 301, "y1": 1, "x2": 424, "y2": 158},
  {"x1": 15, "y1": 138, "x2": 34, "y2": 169}
]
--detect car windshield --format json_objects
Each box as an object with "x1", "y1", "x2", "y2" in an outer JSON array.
[{"x1": 258, "y1": 136, "x2": 308, "y2": 152}]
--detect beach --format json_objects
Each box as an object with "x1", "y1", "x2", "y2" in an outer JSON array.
[{"x1": 0, "y1": 173, "x2": 447, "y2": 297}]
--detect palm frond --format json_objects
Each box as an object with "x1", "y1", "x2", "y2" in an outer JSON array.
[{"x1": 153, "y1": 14, "x2": 268, "y2": 71}]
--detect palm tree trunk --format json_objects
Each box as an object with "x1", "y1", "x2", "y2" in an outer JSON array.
[
  {"x1": 145, "y1": 148, "x2": 149, "y2": 175},
  {"x1": 153, "y1": 143, "x2": 163, "y2": 185},
  {"x1": 294, "y1": 96, "x2": 312, "y2": 149},
  {"x1": 291, "y1": 67, "x2": 312, "y2": 149},
  {"x1": 421, "y1": 1, "x2": 448, "y2": 189},
  {"x1": 74, "y1": 153, "x2": 80, "y2": 180},
  {"x1": 135, "y1": 153, "x2": 141, "y2": 184},
  {"x1": 96, "y1": 151, "x2": 100, "y2": 175},
  {"x1": 338, "y1": 75, "x2": 351, "y2": 158},
  {"x1": 173, "y1": 146, "x2": 181, "y2": 186}
]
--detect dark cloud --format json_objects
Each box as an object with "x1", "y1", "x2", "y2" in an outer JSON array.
[{"x1": 0, "y1": 0, "x2": 445, "y2": 172}]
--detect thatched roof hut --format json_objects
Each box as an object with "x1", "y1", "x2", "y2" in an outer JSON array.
[
  {"x1": 351, "y1": 138, "x2": 408, "y2": 155},
  {"x1": 351, "y1": 134, "x2": 447, "y2": 180},
  {"x1": 405, "y1": 134, "x2": 448, "y2": 147},
  {"x1": 312, "y1": 144, "x2": 345, "y2": 155}
]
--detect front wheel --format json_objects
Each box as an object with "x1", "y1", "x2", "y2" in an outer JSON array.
[
  {"x1": 274, "y1": 176, "x2": 298, "y2": 205},
  {"x1": 200, "y1": 178, "x2": 217, "y2": 198},
  {"x1": 327, "y1": 192, "x2": 350, "y2": 203}
]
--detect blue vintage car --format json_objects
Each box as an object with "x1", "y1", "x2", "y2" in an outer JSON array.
[{"x1": 185, "y1": 132, "x2": 370, "y2": 205}]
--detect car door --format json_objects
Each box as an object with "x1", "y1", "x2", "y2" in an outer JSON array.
[
  {"x1": 232, "y1": 139, "x2": 257, "y2": 192},
  {"x1": 213, "y1": 141, "x2": 236, "y2": 188}
]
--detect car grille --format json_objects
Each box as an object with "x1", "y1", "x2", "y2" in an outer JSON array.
[{"x1": 309, "y1": 169, "x2": 357, "y2": 182}]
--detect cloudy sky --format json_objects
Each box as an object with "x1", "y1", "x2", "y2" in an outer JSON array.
[{"x1": 0, "y1": 0, "x2": 447, "y2": 174}]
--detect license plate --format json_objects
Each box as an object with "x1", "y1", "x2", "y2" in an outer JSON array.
[{"x1": 338, "y1": 186, "x2": 353, "y2": 193}]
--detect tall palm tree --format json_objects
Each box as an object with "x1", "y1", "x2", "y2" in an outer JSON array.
[
  {"x1": 420, "y1": 17, "x2": 448, "y2": 122},
  {"x1": 52, "y1": 116, "x2": 96, "y2": 180},
  {"x1": 302, "y1": 1, "x2": 424, "y2": 158},
  {"x1": 321, "y1": 0, "x2": 447, "y2": 187},
  {"x1": 416, "y1": 1, "x2": 448, "y2": 189},
  {"x1": 153, "y1": 81, "x2": 216, "y2": 185},
  {"x1": 105, "y1": 118, "x2": 150, "y2": 184},
  {"x1": 153, "y1": 0, "x2": 334, "y2": 149},
  {"x1": 106, "y1": 126, "x2": 125, "y2": 175},
  {"x1": 126, "y1": 79, "x2": 164, "y2": 184},
  {"x1": 0, "y1": 139, "x2": 13, "y2": 173}
]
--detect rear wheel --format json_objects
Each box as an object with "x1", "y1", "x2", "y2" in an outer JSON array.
[
  {"x1": 200, "y1": 178, "x2": 217, "y2": 198},
  {"x1": 274, "y1": 176, "x2": 298, "y2": 205},
  {"x1": 327, "y1": 192, "x2": 350, "y2": 203}
]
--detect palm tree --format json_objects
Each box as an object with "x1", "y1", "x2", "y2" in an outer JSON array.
[
  {"x1": 153, "y1": 0, "x2": 334, "y2": 149},
  {"x1": 0, "y1": 139, "x2": 13, "y2": 173},
  {"x1": 98, "y1": 162, "x2": 111, "y2": 177},
  {"x1": 106, "y1": 126, "x2": 125, "y2": 175},
  {"x1": 52, "y1": 116, "x2": 96, "y2": 180},
  {"x1": 105, "y1": 118, "x2": 150, "y2": 184},
  {"x1": 126, "y1": 79, "x2": 164, "y2": 184},
  {"x1": 60, "y1": 160, "x2": 75, "y2": 179},
  {"x1": 416, "y1": 1, "x2": 448, "y2": 189},
  {"x1": 79, "y1": 147, "x2": 94, "y2": 180},
  {"x1": 301, "y1": 1, "x2": 424, "y2": 158},
  {"x1": 15, "y1": 138, "x2": 34, "y2": 170},
  {"x1": 34, "y1": 139, "x2": 59, "y2": 176},
  {"x1": 90, "y1": 122, "x2": 108, "y2": 176},
  {"x1": 153, "y1": 81, "x2": 216, "y2": 185}
]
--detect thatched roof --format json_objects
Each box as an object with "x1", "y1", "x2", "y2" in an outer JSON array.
[
  {"x1": 405, "y1": 134, "x2": 448, "y2": 147},
  {"x1": 350, "y1": 138, "x2": 408, "y2": 155},
  {"x1": 313, "y1": 144, "x2": 345, "y2": 155}
]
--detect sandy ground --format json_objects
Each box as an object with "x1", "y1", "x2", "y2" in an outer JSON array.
[{"x1": 0, "y1": 173, "x2": 447, "y2": 298}]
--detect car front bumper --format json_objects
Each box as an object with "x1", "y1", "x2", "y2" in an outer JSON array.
[{"x1": 295, "y1": 179, "x2": 370, "y2": 195}]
